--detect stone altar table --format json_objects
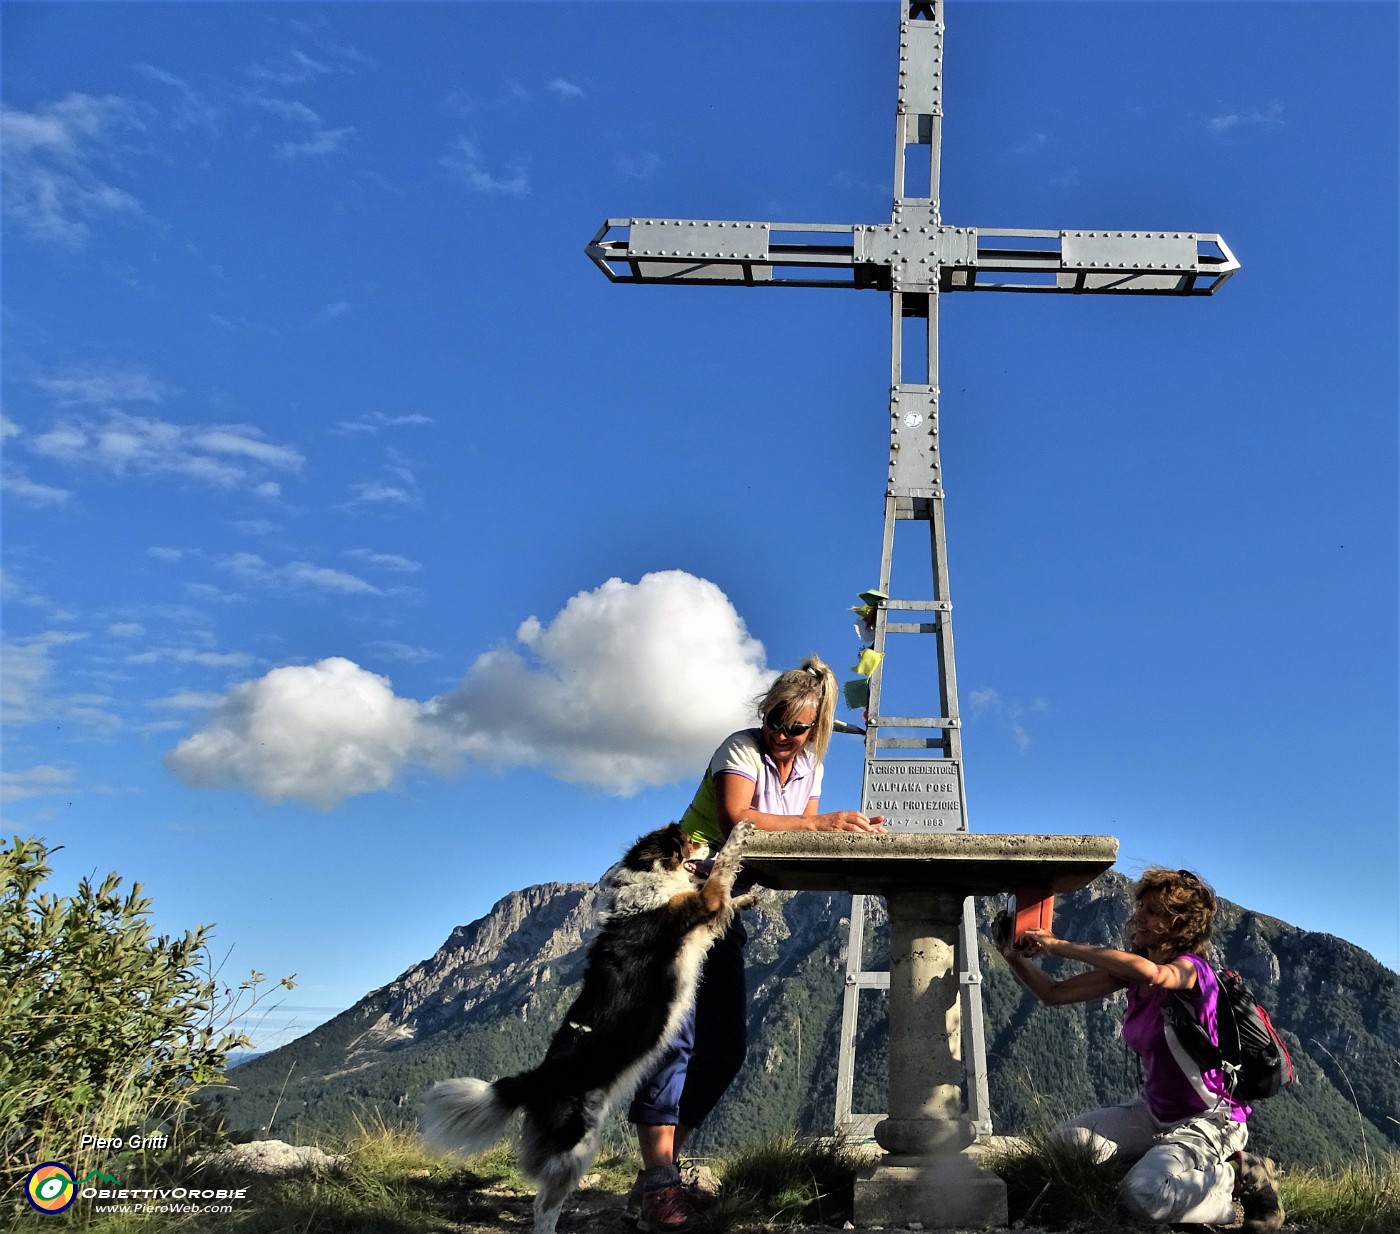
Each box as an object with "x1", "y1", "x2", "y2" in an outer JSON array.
[{"x1": 741, "y1": 831, "x2": 1119, "y2": 1230}]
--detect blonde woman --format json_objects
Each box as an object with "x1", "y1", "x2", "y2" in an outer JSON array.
[{"x1": 628, "y1": 656, "x2": 884, "y2": 1231}]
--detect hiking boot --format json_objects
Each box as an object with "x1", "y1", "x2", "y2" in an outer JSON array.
[
  {"x1": 1235, "y1": 1152, "x2": 1284, "y2": 1233},
  {"x1": 677, "y1": 1160, "x2": 721, "y2": 1212},
  {"x1": 637, "y1": 1182, "x2": 706, "y2": 1233},
  {"x1": 624, "y1": 1171, "x2": 645, "y2": 1223}
]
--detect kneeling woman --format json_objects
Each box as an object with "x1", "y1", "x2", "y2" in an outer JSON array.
[
  {"x1": 628, "y1": 655, "x2": 884, "y2": 1232},
  {"x1": 993, "y1": 868, "x2": 1283, "y2": 1233}
]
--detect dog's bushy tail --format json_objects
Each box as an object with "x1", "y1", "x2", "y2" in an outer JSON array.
[{"x1": 422, "y1": 1076, "x2": 521, "y2": 1156}]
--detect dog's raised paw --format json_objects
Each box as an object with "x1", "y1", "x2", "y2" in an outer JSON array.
[{"x1": 727, "y1": 821, "x2": 756, "y2": 846}]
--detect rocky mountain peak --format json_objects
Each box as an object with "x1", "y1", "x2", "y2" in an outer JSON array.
[{"x1": 356, "y1": 882, "x2": 595, "y2": 1046}]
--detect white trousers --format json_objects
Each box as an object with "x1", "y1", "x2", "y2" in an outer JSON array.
[{"x1": 1051, "y1": 1095, "x2": 1246, "y2": 1225}]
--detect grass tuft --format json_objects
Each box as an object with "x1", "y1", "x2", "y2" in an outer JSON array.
[
  {"x1": 982, "y1": 1130, "x2": 1139, "y2": 1233},
  {"x1": 706, "y1": 1132, "x2": 872, "y2": 1231},
  {"x1": 1279, "y1": 1154, "x2": 1400, "y2": 1234}
]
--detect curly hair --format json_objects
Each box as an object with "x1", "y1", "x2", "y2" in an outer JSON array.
[
  {"x1": 754, "y1": 655, "x2": 838, "y2": 764},
  {"x1": 1132, "y1": 866, "x2": 1218, "y2": 958}
]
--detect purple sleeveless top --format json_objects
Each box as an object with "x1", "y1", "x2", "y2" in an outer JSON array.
[{"x1": 1122, "y1": 954, "x2": 1249, "y2": 1124}]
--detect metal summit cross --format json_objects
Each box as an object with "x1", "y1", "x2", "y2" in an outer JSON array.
[{"x1": 587, "y1": 0, "x2": 1237, "y2": 1141}]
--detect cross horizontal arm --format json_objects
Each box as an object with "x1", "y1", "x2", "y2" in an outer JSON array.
[
  {"x1": 958, "y1": 227, "x2": 1239, "y2": 294},
  {"x1": 586, "y1": 219, "x2": 863, "y2": 289},
  {"x1": 586, "y1": 218, "x2": 1239, "y2": 295}
]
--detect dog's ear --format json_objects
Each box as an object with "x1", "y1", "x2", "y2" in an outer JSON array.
[
  {"x1": 662, "y1": 822, "x2": 687, "y2": 866},
  {"x1": 625, "y1": 824, "x2": 685, "y2": 871}
]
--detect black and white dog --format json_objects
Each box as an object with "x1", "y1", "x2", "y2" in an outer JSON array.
[{"x1": 422, "y1": 821, "x2": 756, "y2": 1234}]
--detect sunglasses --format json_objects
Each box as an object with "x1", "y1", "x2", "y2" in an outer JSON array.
[{"x1": 765, "y1": 714, "x2": 816, "y2": 738}]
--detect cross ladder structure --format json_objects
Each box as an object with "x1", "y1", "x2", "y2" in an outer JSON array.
[{"x1": 587, "y1": 0, "x2": 1236, "y2": 1142}]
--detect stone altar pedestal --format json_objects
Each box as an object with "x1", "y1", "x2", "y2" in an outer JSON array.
[{"x1": 740, "y1": 831, "x2": 1119, "y2": 1231}]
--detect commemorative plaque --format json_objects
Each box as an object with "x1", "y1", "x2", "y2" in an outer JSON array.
[{"x1": 862, "y1": 758, "x2": 966, "y2": 832}]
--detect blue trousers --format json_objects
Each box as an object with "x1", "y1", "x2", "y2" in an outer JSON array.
[{"x1": 628, "y1": 918, "x2": 748, "y2": 1129}]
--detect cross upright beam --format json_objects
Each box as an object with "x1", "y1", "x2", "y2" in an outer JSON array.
[{"x1": 587, "y1": 0, "x2": 1236, "y2": 1154}]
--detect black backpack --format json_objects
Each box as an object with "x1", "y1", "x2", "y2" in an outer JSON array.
[{"x1": 1167, "y1": 964, "x2": 1295, "y2": 1101}]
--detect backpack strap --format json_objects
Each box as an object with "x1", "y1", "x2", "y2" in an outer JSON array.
[{"x1": 1167, "y1": 959, "x2": 1243, "y2": 1094}]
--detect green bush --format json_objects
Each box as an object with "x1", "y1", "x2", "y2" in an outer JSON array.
[{"x1": 0, "y1": 835, "x2": 291, "y2": 1193}]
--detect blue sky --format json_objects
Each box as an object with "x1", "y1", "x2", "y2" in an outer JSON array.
[{"x1": 3, "y1": 1, "x2": 1395, "y2": 1051}]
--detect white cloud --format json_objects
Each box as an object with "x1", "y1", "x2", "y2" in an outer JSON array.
[
  {"x1": 148, "y1": 690, "x2": 223, "y2": 710},
  {"x1": 167, "y1": 656, "x2": 450, "y2": 808},
  {"x1": 345, "y1": 549, "x2": 420, "y2": 573},
  {"x1": 614, "y1": 151, "x2": 662, "y2": 180},
  {"x1": 167, "y1": 570, "x2": 772, "y2": 807},
  {"x1": 1, "y1": 630, "x2": 87, "y2": 726},
  {"x1": 25, "y1": 411, "x2": 302, "y2": 491},
  {"x1": 219, "y1": 551, "x2": 268, "y2": 579},
  {"x1": 249, "y1": 49, "x2": 336, "y2": 88},
  {"x1": 332, "y1": 412, "x2": 432, "y2": 435},
  {"x1": 253, "y1": 97, "x2": 322, "y2": 126},
  {"x1": 285, "y1": 23, "x2": 376, "y2": 73},
  {"x1": 344, "y1": 450, "x2": 423, "y2": 510},
  {"x1": 126, "y1": 647, "x2": 253, "y2": 669},
  {"x1": 366, "y1": 640, "x2": 439, "y2": 665},
  {"x1": 431, "y1": 571, "x2": 769, "y2": 792},
  {"x1": 1, "y1": 764, "x2": 76, "y2": 804},
  {"x1": 190, "y1": 428, "x2": 300, "y2": 467},
  {"x1": 1, "y1": 631, "x2": 118, "y2": 733},
  {"x1": 248, "y1": 94, "x2": 356, "y2": 160},
  {"x1": 547, "y1": 78, "x2": 585, "y2": 101},
  {"x1": 442, "y1": 81, "x2": 530, "y2": 117},
  {"x1": 283, "y1": 562, "x2": 381, "y2": 595},
  {"x1": 214, "y1": 552, "x2": 382, "y2": 595},
  {"x1": 59, "y1": 693, "x2": 122, "y2": 735},
  {"x1": 249, "y1": 29, "x2": 372, "y2": 88},
  {"x1": 0, "y1": 93, "x2": 145, "y2": 247},
  {"x1": 133, "y1": 63, "x2": 223, "y2": 133},
  {"x1": 968, "y1": 686, "x2": 1047, "y2": 753},
  {"x1": 108, "y1": 622, "x2": 146, "y2": 638},
  {"x1": 185, "y1": 582, "x2": 245, "y2": 604},
  {"x1": 2, "y1": 468, "x2": 71, "y2": 506},
  {"x1": 35, "y1": 367, "x2": 169, "y2": 406},
  {"x1": 1, "y1": 416, "x2": 20, "y2": 438},
  {"x1": 346, "y1": 480, "x2": 415, "y2": 506},
  {"x1": 441, "y1": 138, "x2": 529, "y2": 195},
  {"x1": 279, "y1": 126, "x2": 355, "y2": 160},
  {"x1": 1207, "y1": 101, "x2": 1284, "y2": 135},
  {"x1": 0, "y1": 571, "x2": 76, "y2": 621},
  {"x1": 314, "y1": 300, "x2": 352, "y2": 323}
]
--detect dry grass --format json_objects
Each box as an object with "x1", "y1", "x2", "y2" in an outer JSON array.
[
  {"x1": 10, "y1": 1119, "x2": 1400, "y2": 1234},
  {"x1": 1278, "y1": 1154, "x2": 1400, "y2": 1234}
]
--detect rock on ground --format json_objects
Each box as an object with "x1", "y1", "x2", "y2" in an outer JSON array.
[{"x1": 194, "y1": 1138, "x2": 348, "y2": 1176}]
